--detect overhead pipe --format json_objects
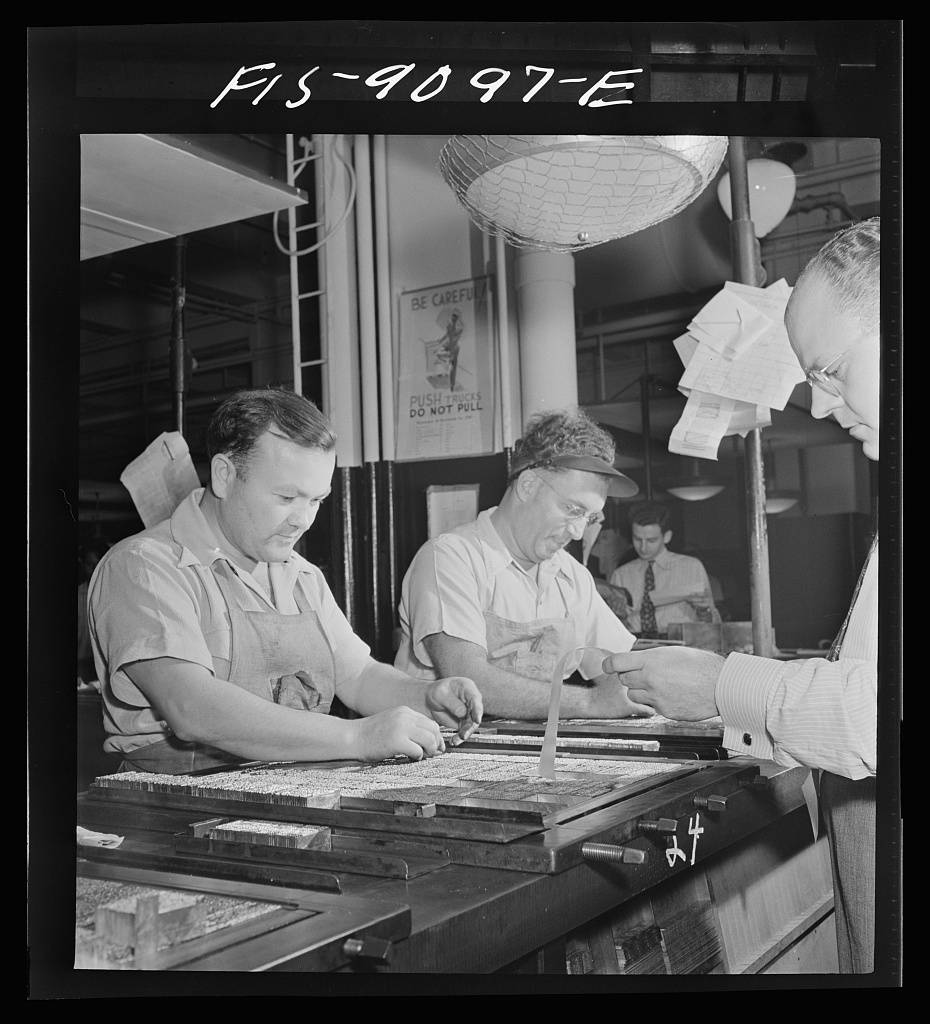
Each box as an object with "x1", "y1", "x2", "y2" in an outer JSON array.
[
  {"x1": 727, "y1": 136, "x2": 774, "y2": 658},
  {"x1": 373, "y1": 134, "x2": 398, "y2": 637},
  {"x1": 353, "y1": 134, "x2": 382, "y2": 652},
  {"x1": 169, "y1": 236, "x2": 187, "y2": 435}
]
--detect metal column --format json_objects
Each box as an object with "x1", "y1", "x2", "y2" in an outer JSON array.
[
  {"x1": 727, "y1": 136, "x2": 774, "y2": 657},
  {"x1": 169, "y1": 236, "x2": 187, "y2": 435}
]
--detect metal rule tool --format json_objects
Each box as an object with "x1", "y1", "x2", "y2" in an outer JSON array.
[{"x1": 537, "y1": 646, "x2": 587, "y2": 779}]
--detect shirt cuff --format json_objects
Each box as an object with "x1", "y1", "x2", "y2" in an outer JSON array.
[{"x1": 716, "y1": 652, "x2": 784, "y2": 762}]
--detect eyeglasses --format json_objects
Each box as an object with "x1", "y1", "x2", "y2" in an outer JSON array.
[
  {"x1": 535, "y1": 474, "x2": 604, "y2": 527},
  {"x1": 805, "y1": 351, "x2": 846, "y2": 397}
]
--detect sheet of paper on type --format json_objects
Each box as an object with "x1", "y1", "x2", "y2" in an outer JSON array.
[
  {"x1": 668, "y1": 280, "x2": 801, "y2": 460},
  {"x1": 120, "y1": 431, "x2": 202, "y2": 527}
]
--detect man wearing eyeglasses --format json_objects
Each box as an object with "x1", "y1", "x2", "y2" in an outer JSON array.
[
  {"x1": 395, "y1": 410, "x2": 653, "y2": 719},
  {"x1": 603, "y1": 218, "x2": 882, "y2": 973}
]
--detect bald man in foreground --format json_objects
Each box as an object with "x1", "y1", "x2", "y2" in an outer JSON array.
[{"x1": 604, "y1": 218, "x2": 882, "y2": 973}]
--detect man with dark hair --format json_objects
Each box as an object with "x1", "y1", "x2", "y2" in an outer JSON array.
[
  {"x1": 610, "y1": 501, "x2": 718, "y2": 638},
  {"x1": 396, "y1": 409, "x2": 651, "y2": 719},
  {"x1": 603, "y1": 218, "x2": 882, "y2": 972},
  {"x1": 88, "y1": 388, "x2": 482, "y2": 774}
]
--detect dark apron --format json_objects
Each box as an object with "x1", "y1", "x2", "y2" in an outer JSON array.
[
  {"x1": 818, "y1": 538, "x2": 877, "y2": 973},
  {"x1": 119, "y1": 564, "x2": 336, "y2": 775},
  {"x1": 820, "y1": 772, "x2": 876, "y2": 973}
]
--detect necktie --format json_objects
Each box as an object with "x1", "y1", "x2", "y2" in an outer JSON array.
[
  {"x1": 640, "y1": 562, "x2": 658, "y2": 637},
  {"x1": 827, "y1": 534, "x2": 877, "y2": 661}
]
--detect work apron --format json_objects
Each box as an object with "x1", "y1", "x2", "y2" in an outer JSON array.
[
  {"x1": 483, "y1": 573, "x2": 578, "y2": 684},
  {"x1": 119, "y1": 563, "x2": 336, "y2": 775}
]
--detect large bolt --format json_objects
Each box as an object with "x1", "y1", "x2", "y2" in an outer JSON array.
[{"x1": 581, "y1": 842, "x2": 646, "y2": 865}]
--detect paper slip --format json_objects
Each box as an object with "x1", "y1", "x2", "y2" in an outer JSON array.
[
  {"x1": 668, "y1": 390, "x2": 736, "y2": 459},
  {"x1": 679, "y1": 319, "x2": 805, "y2": 410},
  {"x1": 120, "y1": 431, "x2": 202, "y2": 528},
  {"x1": 688, "y1": 290, "x2": 771, "y2": 360},
  {"x1": 673, "y1": 331, "x2": 771, "y2": 439}
]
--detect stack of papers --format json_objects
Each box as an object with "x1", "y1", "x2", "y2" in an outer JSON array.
[{"x1": 668, "y1": 280, "x2": 805, "y2": 460}]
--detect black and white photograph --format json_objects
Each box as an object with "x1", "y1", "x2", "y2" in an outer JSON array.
[{"x1": 27, "y1": 20, "x2": 902, "y2": 995}]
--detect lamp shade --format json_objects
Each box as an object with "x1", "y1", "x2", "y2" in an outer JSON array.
[
  {"x1": 716, "y1": 158, "x2": 797, "y2": 238},
  {"x1": 439, "y1": 135, "x2": 729, "y2": 252},
  {"x1": 665, "y1": 458, "x2": 726, "y2": 502},
  {"x1": 765, "y1": 493, "x2": 799, "y2": 515},
  {"x1": 666, "y1": 483, "x2": 726, "y2": 502}
]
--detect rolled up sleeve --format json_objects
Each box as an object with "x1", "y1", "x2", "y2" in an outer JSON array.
[
  {"x1": 402, "y1": 538, "x2": 489, "y2": 666},
  {"x1": 89, "y1": 542, "x2": 216, "y2": 708}
]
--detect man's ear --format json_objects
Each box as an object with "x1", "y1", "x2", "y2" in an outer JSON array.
[
  {"x1": 513, "y1": 470, "x2": 540, "y2": 504},
  {"x1": 663, "y1": 530, "x2": 673, "y2": 547},
  {"x1": 211, "y1": 453, "x2": 237, "y2": 499}
]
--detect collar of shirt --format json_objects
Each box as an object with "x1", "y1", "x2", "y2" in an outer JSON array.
[
  {"x1": 168, "y1": 488, "x2": 312, "y2": 589},
  {"x1": 641, "y1": 549, "x2": 676, "y2": 571},
  {"x1": 475, "y1": 507, "x2": 575, "y2": 588}
]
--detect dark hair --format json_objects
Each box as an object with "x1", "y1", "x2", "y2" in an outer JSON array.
[
  {"x1": 206, "y1": 388, "x2": 336, "y2": 477},
  {"x1": 628, "y1": 501, "x2": 671, "y2": 532},
  {"x1": 509, "y1": 409, "x2": 615, "y2": 483},
  {"x1": 793, "y1": 216, "x2": 880, "y2": 334}
]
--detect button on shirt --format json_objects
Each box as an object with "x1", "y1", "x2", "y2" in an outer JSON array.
[
  {"x1": 610, "y1": 550, "x2": 717, "y2": 634},
  {"x1": 395, "y1": 508, "x2": 636, "y2": 681},
  {"x1": 716, "y1": 546, "x2": 878, "y2": 780},
  {"x1": 87, "y1": 488, "x2": 372, "y2": 755}
]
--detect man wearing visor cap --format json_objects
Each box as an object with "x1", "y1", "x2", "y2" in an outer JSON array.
[{"x1": 395, "y1": 410, "x2": 652, "y2": 719}]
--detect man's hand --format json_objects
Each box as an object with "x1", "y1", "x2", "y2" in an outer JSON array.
[
  {"x1": 346, "y1": 706, "x2": 446, "y2": 762},
  {"x1": 585, "y1": 674, "x2": 655, "y2": 719},
  {"x1": 602, "y1": 647, "x2": 725, "y2": 721},
  {"x1": 687, "y1": 590, "x2": 715, "y2": 610},
  {"x1": 425, "y1": 676, "x2": 484, "y2": 741}
]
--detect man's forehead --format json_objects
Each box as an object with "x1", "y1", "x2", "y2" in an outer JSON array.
[
  {"x1": 251, "y1": 430, "x2": 332, "y2": 467},
  {"x1": 786, "y1": 276, "x2": 847, "y2": 363},
  {"x1": 633, "y1": 523, "x2": 664, "y2": 537},
  {"x1": 556, "y1": 468, "x2": 609, "y2": 501}
]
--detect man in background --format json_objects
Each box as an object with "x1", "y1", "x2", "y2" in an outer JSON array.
[{"x1": 610, "y1": 501, "x2": 718, "y2": 638}]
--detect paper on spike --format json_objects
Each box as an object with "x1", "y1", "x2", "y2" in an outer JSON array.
[{"x1": 120, "y1": 431, "x2": 202, "y2": 528}]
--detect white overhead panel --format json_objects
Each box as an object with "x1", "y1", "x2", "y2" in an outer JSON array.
[{"x1": 80, "y1": 134, "x2": 307, "y2": 260}]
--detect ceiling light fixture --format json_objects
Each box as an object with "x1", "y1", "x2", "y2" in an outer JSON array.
[
  {"x1": 716, "y1": 157, "x2": 797, "y2": 237},
  {"x1": 438, "y1": 135, "x2": 729, "y2": 252}
]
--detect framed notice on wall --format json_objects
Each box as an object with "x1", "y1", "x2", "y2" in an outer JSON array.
[{"x1": 395, "y1": 276, "x2": 494, "y2": 461}]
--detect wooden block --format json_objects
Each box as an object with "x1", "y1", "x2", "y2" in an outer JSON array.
[{"x1": 94, "y1": 890, "x2": 204, "y2": 949}]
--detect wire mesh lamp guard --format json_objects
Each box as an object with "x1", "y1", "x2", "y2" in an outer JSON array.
[{"x1": 438, "y1": 135, "x2": 729, "y2": 251}]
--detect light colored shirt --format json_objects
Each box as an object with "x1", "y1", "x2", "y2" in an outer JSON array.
[
  {"x1": 395, "y1": 507, "x2": 636, "y2": 681},
  {"x1": 716, "y1": 545, "x2": 878, "y2": 780},
  {"x1": 610, "y1": 549, "x2": 717, "y2": 633},
  {"x1": 88, "y1": 488, "x2": 372, "y2": 755}
]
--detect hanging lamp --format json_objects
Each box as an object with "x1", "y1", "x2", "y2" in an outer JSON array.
[
  {"x1": 438, "y1": 135, "x2": 729, "y2": 252},
  {"x1": 666, "y1": 459, "x2": 726, "y2": 502}
]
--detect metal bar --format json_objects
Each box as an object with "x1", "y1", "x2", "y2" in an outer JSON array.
[
  {"x1": 286, "y1": 134, "x2": 303, "y2": 396},
  {"x1": 311, "y1": 134, "x2": 332, "y2": 433},
  {"x1": 373, "y1": 134, "x2": 398, "y2": 630},
  {"x1": 169, "y1": 236, "x2": 187, "y2": 435},
  {"x1": 727, "y1": 136, "x2": 774, "y2": 658},
  {"x1": 494, "y1": 232, "x2": 513, "y2": 473},
  {"x1": 597, "y1": 334, "x2": 606, "y2": 403},
  {"x1": 367, "y1": 460, "x2": 381, "y2": 653},
  {"x1": 640, "y1": 342, "x2": 653, "y2": 501},
  {"x1": 339, "y1": 466, "x2": 356, "y2": 629}
]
